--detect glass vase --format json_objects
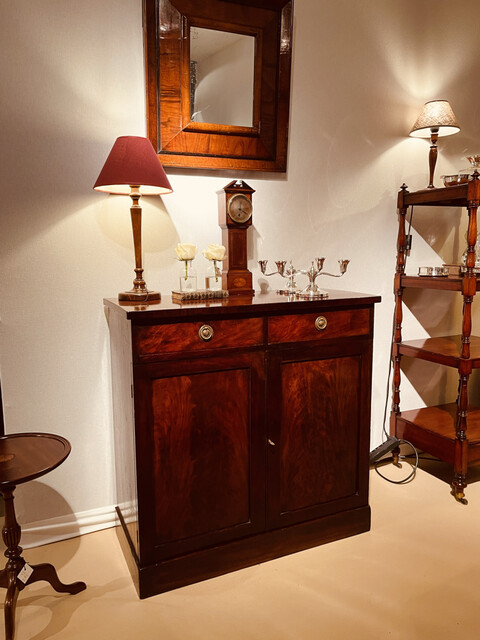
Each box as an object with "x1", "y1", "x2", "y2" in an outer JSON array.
[
  {"x1": 205, "y1": 260, "x2": 222, "y2": 291},
  {"x1": 179, "y1": 259, "x2": 197, "y2": 292}
]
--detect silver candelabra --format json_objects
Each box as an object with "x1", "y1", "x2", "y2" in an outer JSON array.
[{"x1": 258, "y1": 257, "x2": 349, "y2": 299}]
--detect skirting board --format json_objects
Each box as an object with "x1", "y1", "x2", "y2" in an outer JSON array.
[{"x1": 20, "y1": 504, "x2": 117, "y2": 549}]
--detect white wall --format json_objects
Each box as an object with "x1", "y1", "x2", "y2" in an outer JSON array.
[{"x1": 1, "y1": 0, "x2": 480, "y2": 542}]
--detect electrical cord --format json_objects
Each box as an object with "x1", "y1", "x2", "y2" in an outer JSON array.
[
  {"x1": 374, "y1": 205, "x2": 420, "y2": 484},
  {"x1": 374, "y1": 440, "x2": 419, "y2": 484}
]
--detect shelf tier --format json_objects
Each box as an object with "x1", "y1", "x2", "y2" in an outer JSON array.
[
  {"x1": 398, "y1": 335, "x2": 480, "y2": 368},
  {"x1": 394, "y1": 404, "x2": 480, "y2": 465},
  {"x1": 400, "y1": 180, "x2": 480, "y2": 208},
  {"x1": 400, "y1": 275, "x2": 480, "y2": 291}
]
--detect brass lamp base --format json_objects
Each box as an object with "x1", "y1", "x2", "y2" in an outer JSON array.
[{"x1": 118, "y1": 289, "x2": 161, "y2": 302}]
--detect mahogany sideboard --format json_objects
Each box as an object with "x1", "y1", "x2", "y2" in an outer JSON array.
[{"x1": 104, "y1": 290, "x2": 380, "y2": 598}]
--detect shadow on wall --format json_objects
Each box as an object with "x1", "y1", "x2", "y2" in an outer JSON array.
[
  {"x1": 11, "y1": 481, "x2": 82, "y2": 552},
  {"x1": 403, "y1": 288, "x2": 463, "y2": 337},
  {"x1": 409, "y1": 206, "x2": 464, "y2": 264},
  {"x1": 95, "y1": 194, "x2": 179, "y2": 255},
  {"x1": 401, "y1": 358, "x2": 480, "y2": 409}
]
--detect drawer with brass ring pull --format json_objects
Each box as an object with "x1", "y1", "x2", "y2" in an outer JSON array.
[
  {"x1": 133, "y1": 317, "x2": 264, "y2": 356},
  {"x1": 268, "y1": 308, "x2": 370, "y2": 344}
]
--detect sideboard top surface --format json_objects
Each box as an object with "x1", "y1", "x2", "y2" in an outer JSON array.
[{"x1": 104, "y1": 290, "x2": 381, "y2": 324}]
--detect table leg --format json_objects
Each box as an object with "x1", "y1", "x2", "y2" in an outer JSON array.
[
  {"x1": 0, "y1": 485, "x2": 86, "y2": 640},
  {"x1": 1, "y1": 486, "x2": 24, "y2": 640},
  {"x1": 27, "y1": 563, "x2": 86, "y2": 594},
  {"x1": 4, "y1": 573, "x2": 19, "y2": 640}
]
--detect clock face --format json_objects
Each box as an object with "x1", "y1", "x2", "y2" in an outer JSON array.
[{"x1": 227, "y1": 194, "x2": 253, "y2": 224}]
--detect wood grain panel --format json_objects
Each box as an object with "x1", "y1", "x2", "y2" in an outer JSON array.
[
  {"x1": 401, "y1": 275, "x2": 473, "y2": 291},
  {"x1": 268, "y1": 308, "x2": 370, "y2": 344},
  {"x1": 278, "y1": 356, "x2": 361, "y2": 514},
  {"x1": 133, "y1": 317, "x2": 263, "y2": 356},
  {"x1": 397, "y1": 404, "x2": 480, "y2": 441},
  {"x1": 151, "y1": 368, "x2": 251, "y2": 545},
  {"x1": 399, "y1": 335, "x2": 480, "y2": 368}
]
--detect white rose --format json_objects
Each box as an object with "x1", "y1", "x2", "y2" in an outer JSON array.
[
  {"x1": 175, "y1": 243, "x2": 197, "y2": 260},
  {"x1": 202, "y1": 244, "x2": 226, "y2": 261}
]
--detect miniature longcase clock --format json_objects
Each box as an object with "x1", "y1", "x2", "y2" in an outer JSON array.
[{"x1": 218, "y1": 180, "x2": 255, "y2": 295}]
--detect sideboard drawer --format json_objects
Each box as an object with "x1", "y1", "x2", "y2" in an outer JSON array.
[
  {"x1": 268, "y1": 308, "x2": 370, "y2": 344},
  {"x1": 133, "y1": 317, "x2": 264, "y2": 357}
]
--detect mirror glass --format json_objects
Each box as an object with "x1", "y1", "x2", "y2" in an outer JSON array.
[{"x1": 190, "y1": 27, "x2": 255, "y2": 127}]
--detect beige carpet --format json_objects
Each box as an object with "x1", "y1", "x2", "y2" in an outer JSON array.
[{"x1": 6, "y1": 462, "x2": 480, "y2": 640}]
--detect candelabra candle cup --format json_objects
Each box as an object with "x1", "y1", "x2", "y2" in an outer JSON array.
[
  {"x1": 316, "y1": 257, "x2": 325, "y2": 271},
  {"x1": 339, "y1": 259, "x2": 350, "y2": 274},
  {"x1": 258, "y1": 260, "x2": 269, "y2": 275},
  {"x1": 276, "y1": 260, "x2": 287, "y2": 276}
]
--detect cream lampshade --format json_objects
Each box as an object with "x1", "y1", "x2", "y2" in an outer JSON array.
[{"x1": 409, "y1": 100, "x2": 460, "y2": 189}]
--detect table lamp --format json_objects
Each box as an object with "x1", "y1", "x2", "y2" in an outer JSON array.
[
  {"x1": 409, "y1": 100, "x2": 460, "y2": 189},
  {"x1": 94, "y1": 136, "x2": 173, "y2": 302}
]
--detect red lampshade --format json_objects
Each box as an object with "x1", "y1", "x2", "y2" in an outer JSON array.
[{"x1": 93, "y1": 136, "x2": 173, "y2": 195}]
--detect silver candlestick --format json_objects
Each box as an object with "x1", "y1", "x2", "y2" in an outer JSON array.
[
  {"x1": 299, "y1": 258, "x2": 349, "y2": 298},
  {"x1": 258, "y1": 258, "x2": 349, "y2": 299},
  {"x1": 258, "y1": 260, "x2": 301, "y2": 294}
]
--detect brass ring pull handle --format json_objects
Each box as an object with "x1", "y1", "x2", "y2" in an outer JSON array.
[
  {"x1": 314, "y1": 315, "x2": 328, "y2": 331},
  {"x1": 198, "y1": 324, "x2": 214, "y2": 342}
]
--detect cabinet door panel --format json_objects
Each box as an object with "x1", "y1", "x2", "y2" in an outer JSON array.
[
  {"x1": 267, "y1": 341, "x2": 371, "y2": 527},
  {"x1": 134, "y1": 353, "x2": 265, "y2": 561}
]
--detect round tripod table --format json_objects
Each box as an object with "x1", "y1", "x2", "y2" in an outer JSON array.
[{"x1": 0, "y1": 433, "x2": 86, "y2": 640}]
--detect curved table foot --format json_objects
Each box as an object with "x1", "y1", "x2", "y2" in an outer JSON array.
[
  {"x1": 0, "y1": 563, "x2": 85, "y2": 640},
  {"x1": 4, "y1": 574, "x2": 19, "y2": 640},
  {"x1": 28, "y1": 563, "x2": 86, "y2": 594}
]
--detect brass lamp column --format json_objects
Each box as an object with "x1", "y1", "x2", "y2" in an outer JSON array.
[
  {"x1": 409, "y1": 100, "x2": 460, "y2": 189},
  {"x1": 94, "y1": 136, "x2": 173, "y2": 302}
]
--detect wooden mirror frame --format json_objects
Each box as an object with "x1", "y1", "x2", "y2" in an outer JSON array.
[{"x1": 143, "y1": 0, "x2": 293, "y2": 172}]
